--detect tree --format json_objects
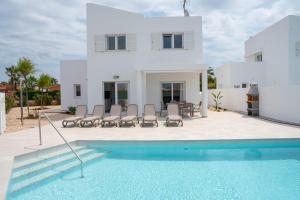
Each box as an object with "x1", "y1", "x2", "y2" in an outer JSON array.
[
  {"x1": 17, "y1": 57, "x2": 35, "y2": 115},
  {"x1": 5, "y1": 65, "x2": 19, "y2": 91},
  {"x1": 50, "y1": 77, "x2": 58, "y2": 86},
  {"x1": 37, "y1": 74, "x2": 51, "y2": 108},
  {"x1": 207, "y1": 67, "x2": 215, "y2": 76},
  {"x1": 207, "y1": 67, "x2": 216, "y2": 89},
  {"x1": 26, "y1": 75, "x2": 37, "y2": 91}
]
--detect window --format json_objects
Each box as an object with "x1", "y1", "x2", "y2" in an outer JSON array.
[
  {"x1": 74, "y1": 84, "x2": 81, "y2": 97},
  {"x1": 107, "y1": 36, "x2": 115, "y2": 50},
  {"x1": 106, "y1": 35, "x2": 126, "y2": 50},
  {"x1": 163, "y1": 34, "x2": 172, "y2": 48},
  {"x1": 117, "y1": 36, "x2": 126, "y2": 50},
  {"x1": 242, "y1": 83, "x2": 247, "y2": 88},
  {"x1": 255, "y1": 53, "x2": 262, "y2": 62},
  {"x1": 163, "y1": 33, "x2": 183, "y2": 49},
  {"x1": 174, "y1": 34, "x2": 183, "y2": 48}
]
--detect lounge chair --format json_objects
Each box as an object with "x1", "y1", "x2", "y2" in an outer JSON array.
[
  {"x1": 119, "y1": 104, "x2": 139, "y2": 127},
  {"x1": 80, "y1": 105, "x2": 104, "y2": 127},
  {"x1": 101, "y1": 104, "x2": 122, "y2": 127},
  {"x1": 166, "y1": 103, "x2": 183, "y2": 126},
  {"x1": 62, "y1": 105, "x2": 87, "y2": 127},
  {"x1": 142, "y1": 104, "x2": 158, "y2": 127}
]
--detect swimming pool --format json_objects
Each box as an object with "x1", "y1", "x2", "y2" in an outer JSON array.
[{"x1": 6, "y1": 139, "x2": 300, "y2": 199}]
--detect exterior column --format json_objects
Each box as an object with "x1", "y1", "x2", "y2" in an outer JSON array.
[
  {"x1": 142, "y1": 72, "x2": 146, "y2": 106},
  {"x1": 201, "y1": 68, "x2": 208, "y2": 117},
  {"x1": 136, "y1": 71, "x2": 143, "y2": 116}
]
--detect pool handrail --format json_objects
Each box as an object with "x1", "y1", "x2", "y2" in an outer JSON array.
[{"x1": 38, "y1": 112, "x2": 84, "y2": 178}]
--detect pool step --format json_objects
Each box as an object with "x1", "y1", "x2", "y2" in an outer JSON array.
[
  {"x1": 10, "y1": 151, "x2": 104, "y2": 194},
  {"x1": 13, "y1": 145, "x2": 86, "y2": 170},
  {"x1": 12, "y1": 148, "x2": 97, "y2": 182}
]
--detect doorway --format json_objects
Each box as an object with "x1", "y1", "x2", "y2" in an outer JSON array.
[{"x1": 104, "y1": 82, "x2": 129, "y2": 112}]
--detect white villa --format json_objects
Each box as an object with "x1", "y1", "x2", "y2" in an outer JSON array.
[
  {"x1": 213, "y1": 15, "x2": 300, "y2": 124},
  {"x1": 61, "y1": 4, "x2": 208, "y2": 116}
]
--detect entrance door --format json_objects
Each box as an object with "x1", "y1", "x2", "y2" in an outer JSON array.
[{"x1": 104, "y1": 82, "x2": 129, "y2": 112}]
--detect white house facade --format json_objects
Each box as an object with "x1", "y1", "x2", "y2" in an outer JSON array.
[
  {"x1": 61, "y1": 4, "x2": 208, "y2": 116},
  {"x1": 212, "y1": 15, "x2": 300, "y2": 124}
]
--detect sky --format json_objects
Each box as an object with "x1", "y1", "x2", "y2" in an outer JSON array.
[{"x1": 0, "y1": 0, "x2": 299, "y2": 82}]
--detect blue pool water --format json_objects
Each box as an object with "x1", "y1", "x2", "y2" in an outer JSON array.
[{"x1": 7, "y1": 140, "x2": 300, "y2": 200}]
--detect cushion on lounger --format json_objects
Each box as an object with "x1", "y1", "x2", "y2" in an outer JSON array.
[
  {"x1": 64, "y1": 116, "x2": 81, "y2": 122},
  {"x1": 81, "y1": 116, "x2": 100, "y2": 122},
  {"x1": 121, "y1": 116, "x2": 136, "y2": 122},
  {"x1": 103, "y1": 116, "x2": 119, "y2": 121},
  {"x1": 144, "y1": 115, "x2": 157, "y2": 121},
  {"x1": 167, "y1": 115, "x2": 182, "y2": 121}
]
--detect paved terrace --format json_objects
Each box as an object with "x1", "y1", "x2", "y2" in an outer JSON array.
[{"x1": 1, "y1": 110, "x2": 300, "y2": 198}]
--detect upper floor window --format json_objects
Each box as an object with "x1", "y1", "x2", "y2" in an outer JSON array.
[
  {"x1": 163, "y1": 33, "x2": 183, "y2": 49},
  {"x1": 74, "y1": 84, "x2": 81, "y2": 97},
  {"x1": 107, "y1": 35, "x2": 126, "y2": 50}
]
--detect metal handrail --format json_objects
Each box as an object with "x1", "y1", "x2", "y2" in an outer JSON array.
[{"x1": 38, "y1": 112, "x2": 84, "y2": 178}]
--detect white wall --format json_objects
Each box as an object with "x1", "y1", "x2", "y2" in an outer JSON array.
[
  {"x1": 259, "y1": 85, "x2": 300, "y2": 124},
  {"x1": 60, "y1": 60, "x2": 87, "y2": 110},
  {"x1": 214, "y1": 16, "x2": 300, "y2": 124},
  {"x1": 146, "y1": 72, "x2": 202, "y2": 111},
  {"x1": 288, "y1": 16, "x2": 300, "y2": 85},
  {"x1": 209, "y1": 86, "x2": 300, "y2": 125},
  {"x1": 0, "y1": 93, "x2": 6, "y2": 134},
  {"x1": 85, "y1": 4, "x2": 203, "y2": 112},
  {"x1": 245, "y1": 16, "x2": 290, "y2": 87},
  {"x1": 216, "y1": 62, "x2": 265, "y2": 89},
  {"x1": 208, "y1": 88, "x2": 248, "y2": 113}
]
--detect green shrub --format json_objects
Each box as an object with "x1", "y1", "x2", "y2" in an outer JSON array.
[
  {"x1": 68, "y1": 106, "x2": 76, "y2": 115},
  {"x1": 5, "y1": 96, "x2": 15, "y2": 113},
  {"x1": 33, "y1": 94, "x2": 53, "y2": 106}
]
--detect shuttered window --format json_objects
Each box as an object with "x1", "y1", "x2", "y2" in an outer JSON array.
[
  {"x1": 163, "y1": 34, "x2": 172, "y2": 48},
  {"x1": 162, "y1": 33, "x2": 183, "y2": 49},
  {"x1": 107, "y1": 36, "x2": 116, "y2": 50},
  {"x1": 174, "y1": 34, "x2": 183, "y2": 48},
  {"x1": 117, "y1": 36, "x2": 126, "y2": 50}
]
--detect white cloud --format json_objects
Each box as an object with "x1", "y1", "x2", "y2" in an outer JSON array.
[{"x1": 0, "y1": 0, "x2": 299, "y2": 81}]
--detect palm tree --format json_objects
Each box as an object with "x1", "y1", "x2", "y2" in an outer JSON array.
[
  {"x1": 17, "y1": 57, "x2": 35, "y2": 115},
  {"x1": 37, "y1": 74, "x2": 51, "y2": 109},
  {"x1": 26, "y1": 75, "x2": 37, "y2": 91},
  {"x1": 5, "y1": 65, "x2": 19, "y2": 91},
  {"x1": 50, "y1": 77, "x2": 58, "y2": 86}
]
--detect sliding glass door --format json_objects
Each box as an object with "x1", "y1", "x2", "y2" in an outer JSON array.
[
  {"x1": 116, "y1": 82, "x2": 128, "y2": 111},
  {"x1": 104, "y1": 82, "x2": 129, "y2": 112},
  {"x1": 161, "y1": 82, "x2": 185, "y2": 107}
]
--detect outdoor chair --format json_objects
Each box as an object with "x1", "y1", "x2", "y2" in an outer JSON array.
[
  {"x1": 193, "y1": 101, "x2": 202, "y2": 115},
  {"x1": 142, "y1": 104, "x2": 158, "y2": 127},
  {"x1": 119, "y1": 104, "x2": 139, "y2": 127},
  {"x1": 180, "y1": 102, "x2": 193, "y2": 117},
  {"x1": 80, "y1": 105, "x2": 104, "y2": 127},
  {"x1": 101, "y1": 104, "x2": 122, "y2": 127},
  {"x1": 166, "y1": 103, "x2": 183, "y2": 126},
  {"x1": 62, "y1": 105, "x2": 87, "y2": 127}
]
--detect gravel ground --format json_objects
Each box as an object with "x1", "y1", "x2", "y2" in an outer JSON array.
[{"x1": 5, "y1": 105, "x2": 70, "y2": 133}]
